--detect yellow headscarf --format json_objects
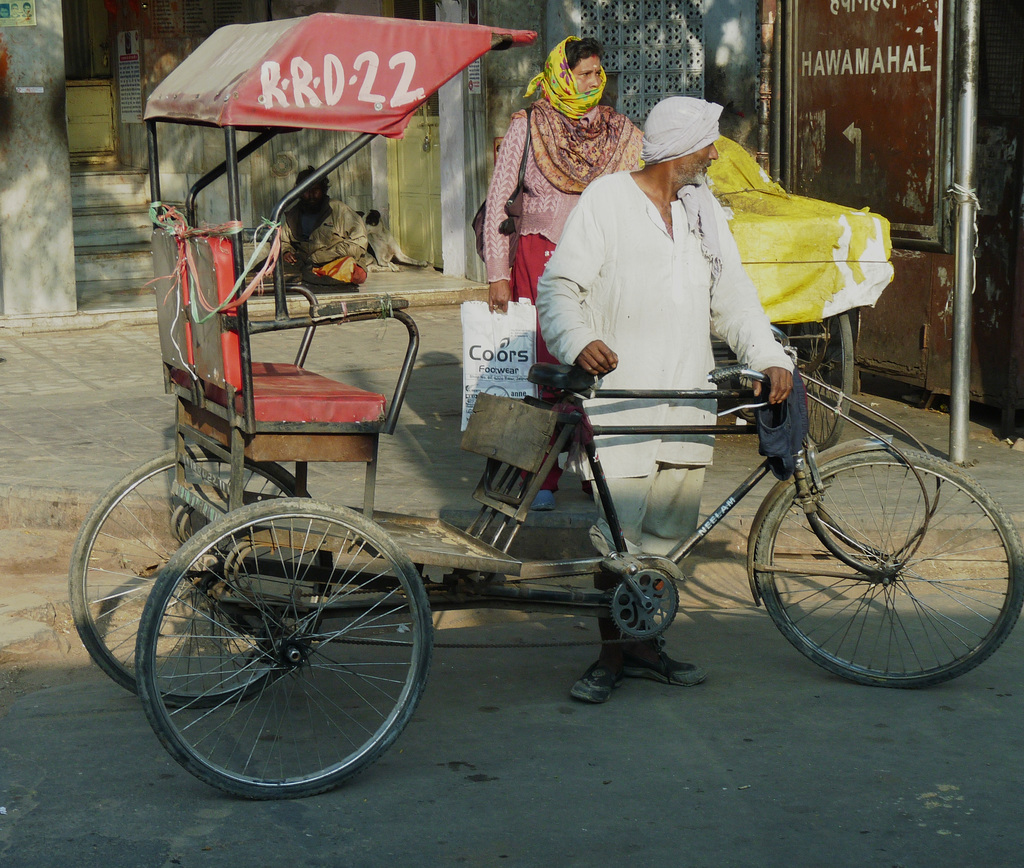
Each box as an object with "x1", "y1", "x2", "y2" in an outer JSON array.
[{"x1": 524, "y1": 36, "x2": 606, "y2": 120}]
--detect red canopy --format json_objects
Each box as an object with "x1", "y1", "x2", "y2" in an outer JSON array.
[{"x1": 145, "y1": 14, "x2": 536, "y2": 137}]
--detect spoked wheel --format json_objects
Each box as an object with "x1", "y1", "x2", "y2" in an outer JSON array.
[
  {"x1": 782, "y1": 312, "x2": 854, "y2": 449},
  {"x1": 135, "y1": 499, "x2": 432, "y2": 800},
  {"x1": 68, "y1": 448, "x2": 294, "y2": 692},
  {"x1": 751, "y1": 447, "x2": 1024, "y2": 687}
]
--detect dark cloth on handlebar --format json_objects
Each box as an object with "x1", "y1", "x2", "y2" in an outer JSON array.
[{"x1": 755, "y1": 367, "x2": 809, "y2": 480}]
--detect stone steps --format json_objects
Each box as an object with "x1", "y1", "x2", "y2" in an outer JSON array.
[
  {"x1": 72, "y1": 166, "x2": 153, "y2": 311},
  {"x1": 70, "y1": 166, "x2": 150, "y2": 210},
  {"x1": 72, "y1": 205, "x2": 153, "y2": 248},
  {"x1": 75, "y1": 277, "x2": 155, "y2": 313},
  {"x1": 74, "y1": 243, "x2": 152, "y2": 283}
]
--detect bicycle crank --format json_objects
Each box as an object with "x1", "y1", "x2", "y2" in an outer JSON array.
[{"x1": 609, "y1": 567, "x2": 679, "y2": 639}]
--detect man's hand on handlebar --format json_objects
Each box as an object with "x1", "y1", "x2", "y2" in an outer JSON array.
[
  {"x1": 754, "y1": 366, "x2": 793, "y2": 404},
  {"x1": 575, "y1": 340, "x2": 619, "y2": 376}
]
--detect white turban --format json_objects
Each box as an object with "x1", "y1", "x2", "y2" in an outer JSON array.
[
  {"x1": 641, "y1": 97, "x2": 723, "y2": 165},
  {"x1": 640, "y1": 97, "x2": 726, "y2": 284}
]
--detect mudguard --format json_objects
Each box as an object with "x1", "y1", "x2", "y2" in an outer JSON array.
[{"x1": 744, "y1": 438, "x2": 896, "y2": 606}]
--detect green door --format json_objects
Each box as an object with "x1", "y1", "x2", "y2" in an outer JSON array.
[{"x1": 386, "y1": 0, "x2": 442, "y2": 267}]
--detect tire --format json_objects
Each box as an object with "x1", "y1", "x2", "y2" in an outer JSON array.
[
  {"x1": 783, "y1": 312, "x2": 854, "y2": 449},
  {"x1": 135, "y1": 499, "x2": 432, "y2": 800},
  {"x1": 751, "y1": 447, "x2": 1024, "y2": 687},
  {"x1": 68, "y1": 449, "x2": 294, "y2": 692}
]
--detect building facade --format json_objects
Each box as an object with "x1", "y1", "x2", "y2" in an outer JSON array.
[{"x1": 0, "y1": 0, "x2": 764, "y2": 320}]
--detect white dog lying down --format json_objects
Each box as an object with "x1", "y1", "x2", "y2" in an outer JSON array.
[{"x1": 362, "y1": 210, "x2": 432, "y2": 271}]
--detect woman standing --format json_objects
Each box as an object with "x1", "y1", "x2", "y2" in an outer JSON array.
[{"x1": 483, "y1": 36, "x2": 643, "y2": 510}]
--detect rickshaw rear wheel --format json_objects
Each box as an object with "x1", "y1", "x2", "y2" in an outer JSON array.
[
  {"x1": 135, "y1": 498, "x2": 432, "y2": 800},
  {"x1": 68, "y1": 449, "x2": 295, "y2": 693}
]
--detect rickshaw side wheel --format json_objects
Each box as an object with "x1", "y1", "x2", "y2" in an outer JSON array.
[
  {"x1": 68, "y1": 449, "x2": 295, "y2": 693},
  {"x1": 135, "y1": 498, "x2": 433, "y2": 800}
]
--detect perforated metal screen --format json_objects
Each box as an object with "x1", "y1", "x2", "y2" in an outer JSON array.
[{"x1": 579, "y1": 0, "x2": 705, "y2": 123}]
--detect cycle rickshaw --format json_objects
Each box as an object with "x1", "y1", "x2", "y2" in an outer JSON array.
[{"x1": 67, "y1": 14, "x2": 1024, "y2": 800}]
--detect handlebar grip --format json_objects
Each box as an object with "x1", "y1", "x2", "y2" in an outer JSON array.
[
  {"x1": 708, "y1": 365, "x2": 768, "y2": 385},
  {"x1": 528, "y1": 363, "x2": 597, "y2": 393}
]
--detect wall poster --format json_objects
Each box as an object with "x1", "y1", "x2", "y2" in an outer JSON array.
[
  {"x1": 118, "y1": 30, "x2": 143, "y2": 123},
  {"x1": 0, "y1": 0, "x2": 36, "y2": 25}
]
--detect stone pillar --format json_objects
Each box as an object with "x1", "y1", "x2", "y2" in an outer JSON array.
[{"x1": 0, "y1": 2, "x2": 77, "y2": 317}]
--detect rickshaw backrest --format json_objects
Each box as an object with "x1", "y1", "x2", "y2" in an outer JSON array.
[
  {"x1": 152, "y1": 228, "x2": 244, "y2": 394},
  {"x1": 152, "y1": 226, "x2": 389, "y2": 429}
]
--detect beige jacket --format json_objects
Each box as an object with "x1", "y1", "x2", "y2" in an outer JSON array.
[{"x1": 282, "y1": 198, "x2": 368, "y2": 266}]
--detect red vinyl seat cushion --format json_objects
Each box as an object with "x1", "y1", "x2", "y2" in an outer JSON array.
[
  {"x1": 246, "y1": 363, "x2": 386, "y2": 424},
  {"x1": 186, "y1": 362, "x2": 385, "y2": 424}
]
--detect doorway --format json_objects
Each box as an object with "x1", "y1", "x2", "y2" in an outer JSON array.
[
  {"x1": 386, "y1": 0, "x2": 443, "y2": 266},
  {"x1": 63, "y1": 0, "x2": 114, "y2": 160}
]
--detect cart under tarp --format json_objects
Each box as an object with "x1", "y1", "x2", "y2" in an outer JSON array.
[
  {"x1": 708, "y1": 137, "x2": 894, "y2": 324},
  {"x1": 144, "y1": 14, "x2": 535, "y2": 136}
]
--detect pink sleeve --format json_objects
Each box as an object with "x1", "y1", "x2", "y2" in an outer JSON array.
[{"x1": 483, "y1": 115, "x2": 528, "y2": 284}]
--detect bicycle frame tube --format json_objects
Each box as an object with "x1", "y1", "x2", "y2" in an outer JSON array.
[
  {"x1": 665, "y1": 463, "x2": 773, "y2": 563},
  {"x1": 569, "y1": 383, "x2": 770, "y2": 559}
]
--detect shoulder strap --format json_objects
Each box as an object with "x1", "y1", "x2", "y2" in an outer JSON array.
[{"x1": 506, "y1": 106, "x2": 533, "y2": 207}]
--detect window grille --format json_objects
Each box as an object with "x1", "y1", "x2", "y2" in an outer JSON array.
[{"x1": 578, "y1": 0, "x2": 705, "y2": 123}]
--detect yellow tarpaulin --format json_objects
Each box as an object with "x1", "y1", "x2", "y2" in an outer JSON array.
[{"x1": 707, "y1": 137, "x2": 894, "y2": 324}]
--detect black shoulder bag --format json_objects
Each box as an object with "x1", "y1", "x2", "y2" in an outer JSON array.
[{"x1": 473, "y1": 105, "x2": 533, "y2": 266}]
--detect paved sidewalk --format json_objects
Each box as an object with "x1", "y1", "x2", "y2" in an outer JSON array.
[
  {"x1": 3, "y1": 302, "x2": 1024, "y2": 522},
  {"x1": 2, "y1": 302, "x2": 1024, "y2": 638}
]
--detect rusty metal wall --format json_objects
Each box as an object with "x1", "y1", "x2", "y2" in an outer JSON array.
[
  {"x1": 785, "y1": 0, "x2": 948, "y2": 245},
  {"x1": 858, "y1": 249, "x2": 939, "y2": 383},
  {"x1": 831, "y1": 0, "x2": 1024, "y2": 431}
]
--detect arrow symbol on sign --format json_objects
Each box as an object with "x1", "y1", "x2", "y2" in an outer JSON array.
[{"x1": 843, "y1": 122, "x2": 862, "y2": 184}]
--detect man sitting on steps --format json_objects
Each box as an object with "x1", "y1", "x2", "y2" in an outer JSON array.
[{"x1": 280, "y1": 167, "x2": 370, "y2": 287}]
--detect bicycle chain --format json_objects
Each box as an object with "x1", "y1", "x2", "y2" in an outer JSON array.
[{"x1": 337, "y1": 635, "x2": 642, "y2": 650}]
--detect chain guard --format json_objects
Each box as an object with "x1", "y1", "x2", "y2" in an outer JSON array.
[{"x1": 609, "y1": 568, "x2": 679, "y2": 639}]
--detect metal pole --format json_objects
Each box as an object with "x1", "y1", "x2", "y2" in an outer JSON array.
[
  {"x1": 770, "y1": 0, "x2": 783, "y2": 181},
  {"x1": 756, "y1": 0, "x2": 777, "y2": 173},
  {"x1": 949, "y1": 0, "x2": 981, "y2": 464}
]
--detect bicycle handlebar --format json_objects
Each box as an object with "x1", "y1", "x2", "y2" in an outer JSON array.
[
  {"x1": 529, "y1": 362, "x2": 770, "y2": 396},
  {"x1": 707, "y1": 365, "x2": 769, "y2": 386}
]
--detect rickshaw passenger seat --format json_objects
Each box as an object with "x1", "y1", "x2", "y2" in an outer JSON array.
[
  {"x1": 153, "y1": 229, "x2": 387, "y2": 423},
  {"x1": 207, "y1": 362, "x2": 385, "y2": 424},
  {"x1": 152, "y1": 228, "x2": 392, "y2": 515}
]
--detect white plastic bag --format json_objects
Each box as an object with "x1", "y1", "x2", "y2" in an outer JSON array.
[{"x1": 461, "y1": 300, "x2": 538, "y2": 430}]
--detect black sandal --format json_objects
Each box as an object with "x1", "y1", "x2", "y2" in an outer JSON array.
[
  {"x1": 621, "y1": 649, "x2": 707, "y2": 686},
  {"x1": 570, "y1": 660, "x2": 624, "y2": 703}
]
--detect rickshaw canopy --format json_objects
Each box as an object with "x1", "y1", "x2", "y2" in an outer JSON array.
[{"x1": 144, "y1": 14, "x2": 536, "y2": 137}]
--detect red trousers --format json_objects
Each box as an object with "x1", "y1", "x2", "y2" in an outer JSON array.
[{"x1": 511, "y1": 233, "x2": 562, "y2": 492}]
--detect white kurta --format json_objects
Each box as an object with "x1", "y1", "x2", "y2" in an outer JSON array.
[{"x1": 536, "y1": 171, "x2": 793, "y2": 479}]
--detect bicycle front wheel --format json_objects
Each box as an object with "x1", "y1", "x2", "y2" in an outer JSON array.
[
  {"x1": 68, "y1": 449, "x2": 294, "y2": 692},
  {"x1": 135, "y1": 499, "x2": 432, "y2": 800},
  {"x1": 751, "y1": 447, "x2": 1024, "y2": 687}
]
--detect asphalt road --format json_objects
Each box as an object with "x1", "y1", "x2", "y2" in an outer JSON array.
[
  {"x1": 3, "y1": 305, "x2": 1024, "y2": 866},
  {"x1": 2, "y1": 605, "x2": 1024, "y2": 867}
]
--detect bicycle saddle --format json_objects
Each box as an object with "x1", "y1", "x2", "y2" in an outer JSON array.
[{"x1": 528, "y1": 363, "x2": 597, "y2": 394}]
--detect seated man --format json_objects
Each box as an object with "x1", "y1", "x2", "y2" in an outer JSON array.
[{"x1": 281, "y1": 167, "x2": 369, "y2": 285}]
